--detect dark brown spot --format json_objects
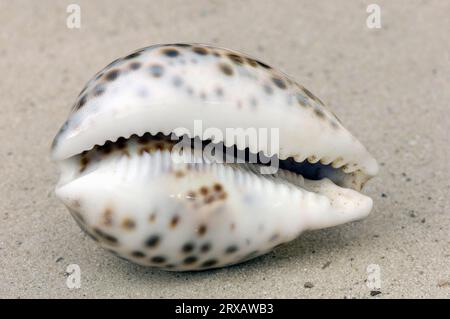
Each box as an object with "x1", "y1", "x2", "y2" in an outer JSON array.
[
  {"x1": 225, "y1": 245, "x2": 238, "y2": 254},
  {"x1": 170, "y1": 215, "x2": 179, "y2": 228},
  {"x1": 145, "y1": 235, "x2": 160, "y2": 248},
  {"x1": 131, "y1": 251, "x2": 145, "y2": 258},
  {"x1": 121, "y1": 218, "x2": 135, "y2": 230},
  {"x1": 200, "y1": 186, "x2": 209, "y2": 196},
  {"x1": 192, "y1": 46, "x2": 208, "y2": 55},
  {"x1": 151, "y1": 256, "x2": 166, "y2": 264},
  {"x1": 201, "y1": 259, "x2": 218, "y2": 267},
  {"x1": 227, "y1": 53, "x2": 244, "y2": 64},
  {"x1": 213, "y1": 183, "x2": 223, "y2": 192},
  {"x1": 183, "y1": 256, "x2": 198, "y2": 265},
  {"x1": 200, "y1": 243, "x2": 211, "y2": 253},
  {"x1": 198, "y1": 224, "x2": 207, "y2": 236},
  {"x1": 105, "y1": 69, "x2": 120, "y2": 81},
  {"x1": 272, "y1": 77, "x2": 286, "y2": 89},
  {"x1": 149, "y1": 64, "x2": 164, "y2": 77},
  {"x1": 129, "y1": 62, "x2": 141, "y2": 70},
  {"x1": 230, "y1": 223, "x2": 235, "y2": 231},
  {"x1": 182, "y1": 242, "x2": 195, "y2": 253},
  {"x1": 175, "y1": 170, "x2": 185, "y2": 178},
  {"x1": 162, "y1": 48, "x2": 180, "y2": 57},
  {"x1": 314, "y1": 108, "x2": 325, "y2": 118},
  {"x1": 149, "y1": 212, "x2": 156, "y2": 223},
  {"x1": 219, "y1": 63, "x2": 233, "y2": 76}
]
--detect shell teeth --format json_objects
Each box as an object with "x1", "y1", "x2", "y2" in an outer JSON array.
[
  {"x1": 341, "y1": 164, "x2": 352, "y2": 173},
  {"x1": 278, "y1": 153, "x2": 288, "y2": 161},
  {"x1": 79, "y1": 130, "x2": 361, "y2": 192},
  {"x1": 307, "y1": 155, "x2": 320, "y2": 164},
  {"x1": 319, "y1": 157, "x2": 333, "y2": 165},
  {"x1": 331, "y1": 157, "x2": 345, "y2": 168},
  {"x1": 84, "y1": 131, "x2": 359, "y2": 180},
  {"x1": 343, "y1": 163, "x2": 359, "y2": 173},
  {"x1": 293, "y1": 154, "x2": 307, "y2": 162}
]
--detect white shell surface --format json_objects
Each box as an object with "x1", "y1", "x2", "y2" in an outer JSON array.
[{"x1": 52, "y1": 44, "x2": 378, "y2": 270}]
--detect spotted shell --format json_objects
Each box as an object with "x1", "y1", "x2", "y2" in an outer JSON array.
[{"x1": 52, "y1": 43, "x2": 378, "y2": 271}]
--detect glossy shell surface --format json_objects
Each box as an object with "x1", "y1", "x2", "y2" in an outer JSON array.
[{"x1": 52, "y1": 44, "x2": 378, "y2": 271}]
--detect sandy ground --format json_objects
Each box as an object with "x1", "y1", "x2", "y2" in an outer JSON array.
[{"x1": 0, "y1": 0, "x2": 449, "y2": 299}]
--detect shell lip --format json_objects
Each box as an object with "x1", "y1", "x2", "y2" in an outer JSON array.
[
  {"x1": 52, "y1": 121, "x2": 378, "y2": 190},
  {"x1": 55, "y1": 135, "x2": 375, "y2": 238},
  {"x1": 54, "y1": 132, "x2": 377, "y2": 195}
]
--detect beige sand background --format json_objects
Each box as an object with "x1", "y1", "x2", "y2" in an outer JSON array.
[{"x1": 0, "y1": 0, "x2": 449, "y2": 298}]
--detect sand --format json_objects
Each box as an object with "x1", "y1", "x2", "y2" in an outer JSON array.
[{"x1": 0, "y1": 0, "x2": 449, "y2": 298}]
